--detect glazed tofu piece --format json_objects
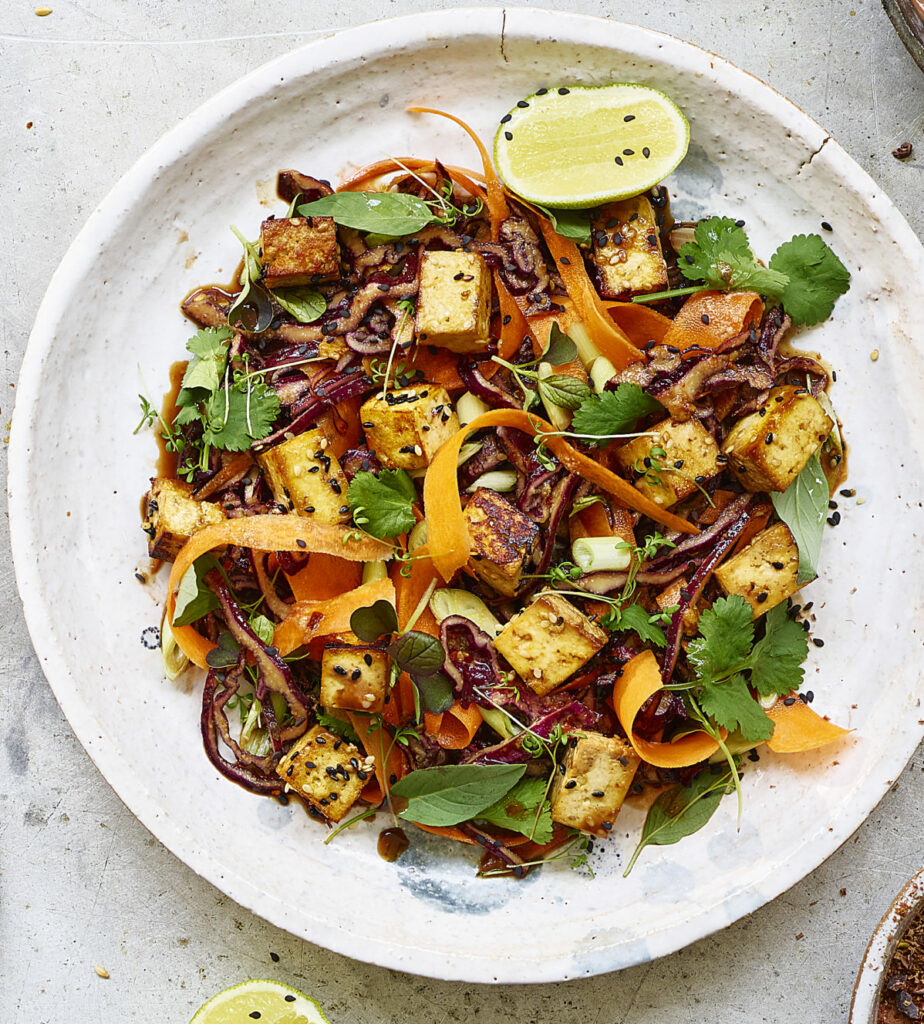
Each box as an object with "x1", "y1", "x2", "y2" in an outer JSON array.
[
  {"x1": 320, "y1": 642, "x2": 391, "y2": 713},
  {"x1": 713, "y1": 522, "x2": 802, "y2": 616},
  {"x1": 656, "y1": 576, "x2": 701, "y2": 636},
  {"x1": 275, "y1": 725, "x2": 373, "y2": 822},
  {"x1": 260, "y1": 216, "x2": 339, "y2": 288},
  {"x1": 614, "y1": 417, "x2": 721, "y2": 508},
  {"x1": 494, "y1": 593, "x2": 608, "y2": 696},
  {"x1": 591, "y1": 196, "x2": 669, "y2": 300},
  {"x1": 463, "y1": 488, "x2": 539, "y2": 597},
  {"x1": 722, "y1": 386, "x2": 833, "y2": 493},
  {"x1": 415, "y1": 250, "x2": 491, "y2": 354},
  {"x1": 550, "y1": 732, "x2": 640, "y2": 836},
  {"x1": 360, "y1": 384, "x2": 460, "y2": 471},
  {"x1": 142, "y1": 477, "x2": 226, "y2": 561},
  {"x1": 256, "y1": 428, "x2": 350, "y2": 524}
]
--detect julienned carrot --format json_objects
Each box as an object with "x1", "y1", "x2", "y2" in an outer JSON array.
[
  {"x1": 286, "y1": 553, "x2": 362, "y2": 604},
  {"x1": 611, "y1": 650, "x2": 723, "y2": 768},
  {"x1": 603, "y1": 301, "x2": 672, "y2": 347},
  {"x1": 424, "y1": 702, "x2": 483, "y2": 749},
  {"x1": 424, "y1": 410, "x2": 698, "y2": 582},
  {"x1": 166, "y1": 517, "x2": 394, "y2": 668},
  {"x1": 535, "y1": 221, "x2": 644, "y2": 368},
  {"x1": 765, "y1": 695, "x2": 851, "y2": 753},
  {"x1": 406, "y1": 106, "x2": 509, "y2": 237},
  {"x1": 661, "y1": 290, "x2": 763, "y2": 351},
  {"x1": 274, "y1": 578, "x2": 396, "y2": 658}
]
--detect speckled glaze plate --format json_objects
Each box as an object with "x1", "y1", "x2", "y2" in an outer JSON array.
[{"x1": 9, "y1": 8, "x2": 924, "y2": 984}]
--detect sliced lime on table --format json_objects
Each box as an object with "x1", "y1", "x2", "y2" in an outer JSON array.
[
  {"x1": 493, "y1": 82, "x2": 689, "y2": 208},
  {"x1": 189, "y1": 980, "x2": 331, "y2": 1024}
]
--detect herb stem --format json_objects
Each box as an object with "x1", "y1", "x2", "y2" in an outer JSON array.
[{"x1": 630, "y1": 285, "x2": 710, "y2": 305}]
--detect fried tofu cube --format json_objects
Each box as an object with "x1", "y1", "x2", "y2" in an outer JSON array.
[
  {"x1": 360, "y1": 384, "x2": 460, "y2": 471},
  {"x1": 321, "y1": 642, "x2": 391, "y2": 713},
  {"x1": 463, "y1": 488, "x2": 539, "y2": 597},
  {"x1": 656, "y1": 576, "x2": 701, "y2": 635},
  {"x1": 275, "y1": 725, "x2": 372, "y2": 822},
  {"x1": 494, "y1": 593, "x2": 608, "y2": 696},
  {"x1": 260, "y1": 216, "x2": 339, "y2": 288},
  {"x1": 614, "y1": 417, "x2": 721, "y2": 508},
  {"x1": 591, "y1": 196, "x2": 668, "y2": 299},
  {"x1": 722, "y1": 386, "x2": 833, "y2": 493},
  {"x1": 256, "y1": 428, "x2": 350, "y2": 524},
  {"x1": 415, "y1": 250, "x2": 491, "y2": 354},
  {"x1": 142, "y1": 477, "x2": 226, "y2": 561},
  {"x1": 713, "y1": 522, "x2": 802, "y2": 616},
  {"x1": 550, "y1": 732, "x2": 640, "y2": 836}
]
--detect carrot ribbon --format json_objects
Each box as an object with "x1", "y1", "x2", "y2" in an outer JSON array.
[
  {"x1": 661, "y1": 290, "x2": 763, "y2": 351},
  {"x1": 424, "y1": 702, "x2": 484, "y2": 749},
  {"x1": 764, "y1": 695, "x2": 851, "y2": 753},
  {"x1": 423, "y1": 409, "x2": 698, "y2": 582}
]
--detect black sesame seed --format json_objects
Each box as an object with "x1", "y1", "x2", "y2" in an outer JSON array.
[
  {"x1": 389, "y1": 773, "x2": 398, "y2": 785},
  {"x1": 646, "y1": 233, "x2": 657, "y2": 245},
  {"x1": 613, "y1": 232, "x2": 623, "y2": 244},
  {"x1": 802, "y1": 620, "x2": 811, "y2": 632},
  {"x1": 805, "y1": 690, "x2": 815, "y2": 702},
  {"x1": 363, "y1": 653, "x2": 373, "y2": 666},
  {"x1": 296, "y1": 538, "x2": 307, "y2": 549},
  {"x1": 783, "y1": 696, "x2": 796, "y2": 706},
  {"x1": 305, "y1": 760, "x2": 316, "y2": 769},
  {"x1": 821, "y1": 221, "x2": 833, "y2": 232},
  {"x1": 559, "y1": 256, "x2": 571, "y2": 265},
  {"x1": 250, "y1": 1013, "x2": 262, "y2": 1020},
  {"x1": 315, "y1": 736, "x2": 326, "y2": 744},
  {"x1": 734, "y1": 219, "x2": 746, "y2": 227},
  {"x1": 357, "y1": 770, "x2": 368, "y2": 781},
  {"x1": 759, "y1": 407, "x2": 767, "y2": 417},
  {"x1": 558, "y1": 87, "x2": 570, "y2": 95},
  {"x1": 537, "y1": 87, "x2": 548, "y2": 95},
  {"x1": 592, "y1": 790, "x2": 605, "y2": 798},
  {"x1": 330, "y1": 480, "x2": 342, "y2": 494},
  {"x1": 285, "y1": 996, "x2": 296, "y2": 1003},
  {"x1": 517, "y1": 99, "x2": 529, "y2": 108},
  {"x1": 673, "y1": 459, "x2": 685, "y2": 469},
  {"x1": 756, "y1": 593, "x2": 768, "y2": 604},
  {"x1": 765, "y1": 433, "x2": 774, "y2": 444},
  {"x1": 830, "y1": 510, "x2": 841, "y2": 525},
  {"x1": 270, "y1": 951, "x2": 280, "y2": 963},
  {"x1": 748, "y1": 750, "x2": 761, "y2": 762},
  {"x1": 772, "y1": 561, "x2": 785, "y2": 570},
  {"x1": 453, "y1": 271, "x2": 465, "y2": 281},
  {"x1": 701, "y1": 313, "x2": 710, "y2": 325},
  {"x1": 812, "y1": 637, "x2": 825, "y2": 647},
  {"x1": 565, "y1": 780, "x2": 577, "y2": 789},
  {"x1": 504, "y1": 131, "x2": 513, "y2": 141},
  {"x1": 840, "y1": 488, "x2": 855, "y2": 497},
  {"x1": 351, "y1": 668, "x2": 361, "y2": 680},
  {"x1": 642, "y1": 147, "x2": 650, "y2": 158},
  {"x1": 558, "y1": 762, "x2": 567, "y2": 775},
  {"x1": 614, "y1": 156, "x2": 624, "y2": 166},
  {"x1": 377, "y1": 283, "x2": 391, "y2": 292},
  {"x1": 623, "y1": 114, "x2": 635, "y2": 122},
  {"x1": 304, "y1": 505, "x2": 314, "y2": 514},
  {"x1": 623, "y1": 148, "x2": 634, "y2": 156}
]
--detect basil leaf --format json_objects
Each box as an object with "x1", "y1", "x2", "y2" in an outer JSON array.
[
  {"x1": 297, "y1": 191, "x2": 435, "y2": 236},
  {"x1": 391, "y1": 630, "x2": 445, "y2": 677},
  {"x1": 350, "y1": 599, "x2": 399, "y2": 643},
  {"x1": 205, "y1": 630, "x2": 241, "y2": 669},
  {"x1": 543, "y1": 322, "x2": 578, "y2": 366},
  {"x1": 536, "y1": 205, "x2": 592, "y2": 246},
  {"x1": 623, "y1": 764, "x2": 734, "y2": 875},
  {"x1": 475, "y1": 776, "x2": 554, "y2": 844},
  {"x1": 414, "y1": 672, "x2": 455, "y2": 715},
  {"x1": 272, "y1": 285, "x2": 327, "y2": 324},
  {"x1": 537, "y1": 374, "x2": 593, "y2": 411},
  {"x1": 392, "y1": 763, "x2": 527, "y2": 827},
  {"x1": 172, "y1": 554, "x2": 222, "y2": 627},
  {"x1": 770, "y1": 451, "x2": 829, "y2": 584}
]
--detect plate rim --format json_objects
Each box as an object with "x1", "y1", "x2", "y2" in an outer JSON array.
[{"x1": 8, "y1": 6, "x2": 924, "y2": 984}]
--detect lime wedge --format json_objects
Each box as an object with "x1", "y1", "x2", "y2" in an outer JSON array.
[
  {"x1": 189, "y1": 980, "x2": 331, "y2": 1024},
  {"x1": 493, "y1": 83, "x2": 689, "y2": 208}
]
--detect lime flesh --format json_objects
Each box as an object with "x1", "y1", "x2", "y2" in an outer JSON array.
[
  {"x1": 493, "y1": 83, "x2": 689, "y2": 208},
  {"x1": 189, "y1": 979, "x2": 331, "y2": 1024}
]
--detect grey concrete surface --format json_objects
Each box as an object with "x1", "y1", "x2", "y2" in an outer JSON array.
[{"x1": 2, "y1": 2, "x2": 923, "y2": 1021}]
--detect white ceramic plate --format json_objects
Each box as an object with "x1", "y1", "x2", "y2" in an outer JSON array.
[{"x1": 9, "y1": 8, "x2": 924, "y2": 984}]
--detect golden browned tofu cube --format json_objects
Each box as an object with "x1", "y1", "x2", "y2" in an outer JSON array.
[
  {"x1": 321, "y1": 642, "x2": 391, "y2": 713},
  {"x1": 142, "y1": 477, "x2": 226, "y2": 562},
  {"x1": 360, "y1": 385, "x2": 460, "y2": 471},
  {"x1": 614, "y1": 418, "x2": 721, "y2": 508},
  {"x1": 713, "y1": 522, "x2": 802, "y2": 617},
  {"x1": 656, "y1": 576, "x2": 701, "y2": 635},
  {"x1": 415, "y1": 250, "x2": 491, "y2": 354},
  {"x1": 591, "y1": 196, "x2": 668, "y2": 299},
  {"x1": 722, "y1": 386, "x2": 834, "y2": 494},
  {"x1": 275, "y1": 725, "x2": 373, "y2": 822},
  {"x1": 256, "y1": 428, "x2": 350, "y2": 524},
  {"x1": 463, "y1": 488, "x2": 539, "y2": 597},
  {"x1": 260, "y1": 216, "x2": 339, "y2": 288},
  {"x1": 550, "y1": 732, "x2": 640, "y2": 835},
  {"x1": 494, "y1": 593, "x2": 608, "y2": 696}
]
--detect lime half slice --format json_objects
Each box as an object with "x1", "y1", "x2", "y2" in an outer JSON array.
[
  {"x1": 189, "y1": 980, "x2": 331, "y2": 1024},
  {"x1": 493, "y1": 83, "x2": 689, "y2": 208}
]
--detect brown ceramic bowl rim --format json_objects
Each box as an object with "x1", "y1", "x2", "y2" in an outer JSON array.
[{"x1": 851, "y1": 866, "x2": 924, "y2": 1023}]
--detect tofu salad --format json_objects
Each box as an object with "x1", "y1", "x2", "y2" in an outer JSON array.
[{"x1": 139, "y1": 89, "x2": 853, "y2": 876}]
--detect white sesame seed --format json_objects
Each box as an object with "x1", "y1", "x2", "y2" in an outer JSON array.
[
  {"x1": 413, "y1": 445, "x2": 423, "y2": 456},
  {"x1": 94, "y1": 966, "x2": 110, "y2": 979},
  {"x1": 532, "y1": 668, "x2": 543, "y2": 679},
  {"x1": 869, "y1": 349, "x2": 879, "y2": 362}
]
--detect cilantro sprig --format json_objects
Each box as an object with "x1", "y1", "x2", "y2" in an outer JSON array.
[
  {"x1": 570, "y1": 384, "x2": 664, "y2": 445},
  {"x1": 633, "y1": 216, "x2": 850, "y2": 326}
]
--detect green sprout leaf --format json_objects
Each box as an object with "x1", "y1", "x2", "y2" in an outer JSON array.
[
  {"x1": 272, "y1": 285, "x2": 327, "y2": 324},
  {"x1": 348, "y1": 469, "x2": 418, "y2": 539},
  {"x1": 543, "y1": 322, "x2": 578, "y2": 366},
  {"x1": 350, "y1": 599, "x2": 399, "y2": 643},
  {"x1": 390, "y1": 630, "x2": 445, "y2": 678}
]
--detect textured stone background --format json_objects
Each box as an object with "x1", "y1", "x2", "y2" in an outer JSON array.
[{"x1": 2, "y1": 2, "x2": 923, "y2": 1021}]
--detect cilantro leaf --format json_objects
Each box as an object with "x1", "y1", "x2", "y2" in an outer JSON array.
[
  {"x1": 571, "y1": 384, "x2": 663, "y2": 445},
  {"x1": 770, "y1": 452, "x2": 829, "y2": 584},
  {"x1": 348, "y1": 469, "x2": 417, "y2": 539},
  {"x1": 686, "y1": 595, "x2": 754, "y2": 681},
  {"x1": 201, "y1": 378, "x2": 281, "y2": 452},
  {"x1": 768, "y1": 233, "x2": 851, "y2": 326},
  {"x1": 605, "y1": 603, "x2": 667, "y2": 647},
  {"x1": 475, "y1": 777, "x2": 554, "y2": 844},
  {"x1": 749, "y1": 602, "x2": 809, "y2": 697},
  {"x1": 699, "y1": 673, "x2": 774, "y2": 743},
  {"x1": 678, "y1": 217, "x2": 788, "y2": 295},
  {"x1": 181, "y1": 326, "x2": 232, "y2": 393}
]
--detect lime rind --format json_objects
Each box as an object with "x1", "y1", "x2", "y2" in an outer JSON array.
[
  {"x1": 189, "y1": 979, "x2": 331, "y2": 1024},
  {"x1": 493, "y1": 82, "x2": 690, "y2": 209}
]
